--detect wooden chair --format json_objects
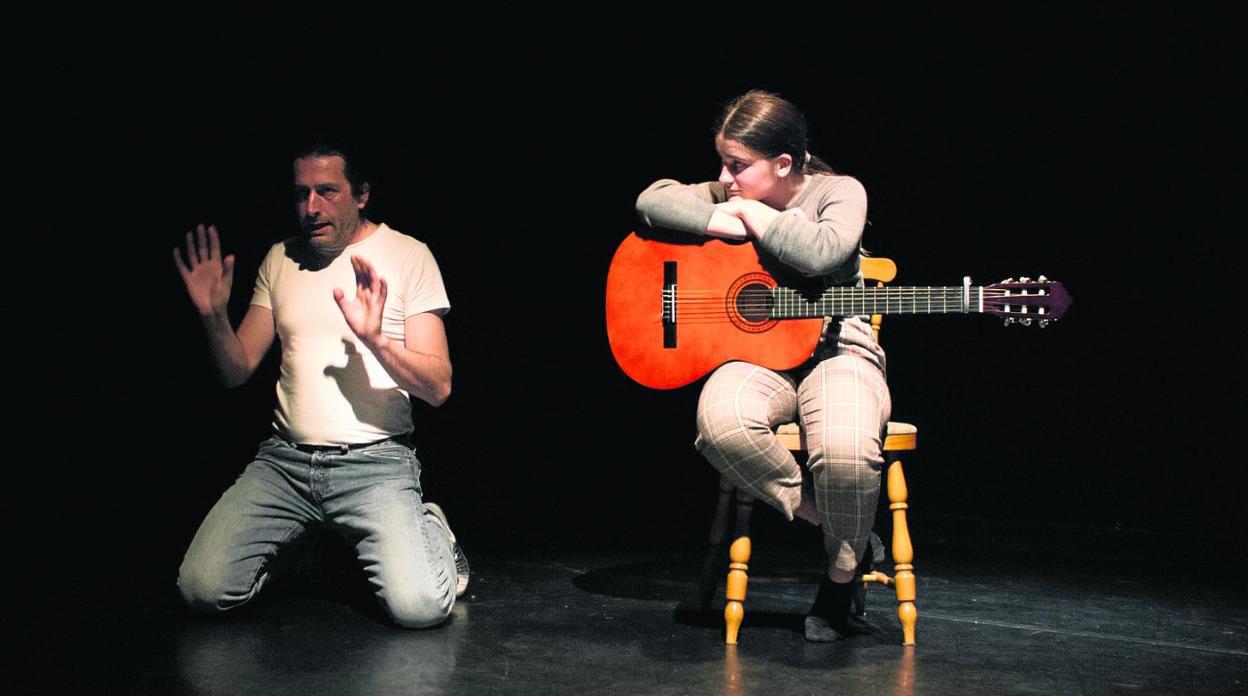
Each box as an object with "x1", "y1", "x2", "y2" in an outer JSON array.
[{"x1": 699, "y1": 257, "x2": 920, "y2": 646}]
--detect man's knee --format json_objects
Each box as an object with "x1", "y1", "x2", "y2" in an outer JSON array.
[
  {"x1": 381, "y1": 585, "x2": 453, "y2": 629},
  {"x1": 177, "y1": 557, "x2": 264, "y2": 614},
  {"x1": 178, "y1": 561, "x2": 229, "y2": 613}
]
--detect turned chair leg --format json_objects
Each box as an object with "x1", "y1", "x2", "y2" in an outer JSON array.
[
  {"x1": 724, "y1": 536, "x2": 751, "y2": 645},
  {"x1": 724, "y1": 487, "x2": 754, "y2": 644},
  {"x1": 887, "y1": 453, "x2": 917, "y2": 646}
]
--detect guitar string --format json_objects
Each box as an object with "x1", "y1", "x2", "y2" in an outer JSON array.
[
  {"x1": 670, "y1": 291, "x2": 1023, "y2": 300},
  {"x1": 664, "y1": 290, "x2": 1050, "y2": 320},
  {"x1": 674, "y1": 296, "x2": 1027, "y2": 305},
  {"x1": 668, "y1": 296, "x2": 1046, "y2": 318},
  {"x1": 675, "y1": 291, "x2": 1024, "y2": 298},
  {"x1": 667, "y1": 309, "x2": 1034, "y2": 317}
]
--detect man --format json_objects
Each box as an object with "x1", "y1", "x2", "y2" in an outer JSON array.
[{"x1": 173, "y1": 144, "x2": 468, "y2": 628}]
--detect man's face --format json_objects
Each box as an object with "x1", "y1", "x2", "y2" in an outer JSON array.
[{"x1": 294, "y1": 155, "x2": 368, "y2": 253}]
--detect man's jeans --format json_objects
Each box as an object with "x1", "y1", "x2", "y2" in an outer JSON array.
[{"x1": 178, "y1": 436, "x2": 457, "y2": 627}]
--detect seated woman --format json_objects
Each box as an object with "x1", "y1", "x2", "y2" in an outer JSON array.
[{"x1": 636, "y1": 90, "x2": 890, "y2": 641}]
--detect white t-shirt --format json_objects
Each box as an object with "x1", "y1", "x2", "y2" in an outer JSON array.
[{"x1": 251, "y1": 223, "x2": 450, "y2": 445}]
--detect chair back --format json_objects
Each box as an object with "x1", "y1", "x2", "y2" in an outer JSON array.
[{"x1": 860, "y1": 257, "x2": 897, "y2": 342}]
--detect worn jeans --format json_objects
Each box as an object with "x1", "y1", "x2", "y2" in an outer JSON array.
[{"x1": 178, "y1": 436, "x2": 457, "y2": 628}]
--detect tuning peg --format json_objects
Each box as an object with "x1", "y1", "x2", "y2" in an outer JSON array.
[
  {"x1": 1039, "y1": 319, "x2": 1050, "y2": 328},
  {"x1": 1020, "y1": 318, "x2": 1033, "y2": 327},
  {"x1": 1019, "y1": 276, "x2": 1031, "y2": 283},
  {"x1": 1038, "y1": 275, "x2": 1048, "y2": 282},
  {"x1": 1003, "y1": 317, "x2": 1014, "y2": 327}
]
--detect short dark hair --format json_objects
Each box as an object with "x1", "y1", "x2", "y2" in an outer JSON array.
[{"x1": 294, "y1": 142, "x2": 372, "y2": 199}]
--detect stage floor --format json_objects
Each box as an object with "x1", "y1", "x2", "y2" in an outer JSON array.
[{"x1": 18, "y1": 515, "x2": 1246, "y2": 696}]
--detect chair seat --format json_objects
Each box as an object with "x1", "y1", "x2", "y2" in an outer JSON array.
[{"x1": 775, "y1": 421, "x2": 917, "y2": 452}]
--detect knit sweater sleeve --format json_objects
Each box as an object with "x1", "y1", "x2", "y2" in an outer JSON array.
[
  {"x1": 635, "y1": 179, "x2": 728, "y2": 235},
  {"x1": 756, "y1": 175, "x2": 867, "y2": 278}
]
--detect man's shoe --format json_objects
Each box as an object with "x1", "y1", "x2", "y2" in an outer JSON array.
[{"x1": 424, "y1": 502, "x2": 470, "y2": 598}]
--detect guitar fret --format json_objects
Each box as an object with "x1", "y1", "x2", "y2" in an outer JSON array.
[
  {"x1": 774, "y1": 286, "x2": 997, "y2": 318},
  {"x1": 809, "y1": 286, "x2": 993, "y2": 316}
]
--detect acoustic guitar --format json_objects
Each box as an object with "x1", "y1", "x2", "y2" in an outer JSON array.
[{"x1": 605, "y1": 232, "x2": 1071, "y2": 390}]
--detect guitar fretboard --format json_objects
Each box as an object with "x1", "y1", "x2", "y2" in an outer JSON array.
[{"x1": 770, "y1": 287, "x2": 983, "y2": 319}]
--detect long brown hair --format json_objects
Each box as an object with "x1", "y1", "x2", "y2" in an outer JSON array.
[{"x1": 714, "y1": 90, "x2": 836, "y2": 175}]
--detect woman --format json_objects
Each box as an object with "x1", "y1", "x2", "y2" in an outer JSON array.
[{"x1": 635, "y1": 90, "x2": 891, "y2": 641}]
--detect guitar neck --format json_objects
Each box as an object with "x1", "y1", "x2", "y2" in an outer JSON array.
[{"x1": 771, "y1": 286, "x2": 983, "y2": 319}]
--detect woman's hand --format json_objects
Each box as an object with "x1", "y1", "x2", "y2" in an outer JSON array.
[{"x1": 713, "y1": 198, "x2": 783, "y2": 241}]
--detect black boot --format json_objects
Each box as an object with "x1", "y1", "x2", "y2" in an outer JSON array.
[{"x1": 804, "y1": 578, "x2": 868, "y2": 642}]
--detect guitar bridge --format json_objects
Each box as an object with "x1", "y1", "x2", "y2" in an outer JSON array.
[{"x1": 663, "y1": 261, "x2": 677, "y2": 348}]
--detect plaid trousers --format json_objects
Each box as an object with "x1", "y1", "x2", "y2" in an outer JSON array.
[{"x1": 695, "y1": 318, "x2": 891, "y2": 577}]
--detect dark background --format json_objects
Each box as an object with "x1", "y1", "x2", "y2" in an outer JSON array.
[{"x1": 25, "y1": 9, "x2": 1244, "y2": 590}]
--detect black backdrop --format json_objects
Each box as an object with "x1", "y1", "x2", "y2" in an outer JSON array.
[{"x1": 27, "y1": 10, "x2": 1244, "y2": 584}]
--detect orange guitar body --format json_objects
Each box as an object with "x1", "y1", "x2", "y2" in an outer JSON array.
[{"x1": 605, "y1": 232, "x2": 824, "y2": 390}]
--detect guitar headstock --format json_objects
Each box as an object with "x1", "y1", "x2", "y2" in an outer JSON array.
[{"x1": 983, "y1": 276, "x2": 1072, "y2": 327}]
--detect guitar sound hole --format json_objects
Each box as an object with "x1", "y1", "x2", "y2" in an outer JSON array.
[{"x1": 736, "y1": 284, "x2": 774, "y2": 322}]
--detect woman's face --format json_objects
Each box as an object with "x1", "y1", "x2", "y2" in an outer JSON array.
[{"x1": 715, "y1": 135, "x2": 788, "y2": 204}]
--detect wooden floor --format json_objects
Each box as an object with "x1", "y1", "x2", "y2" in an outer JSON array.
[{"x1": 16, "y1": 511, "x2": 1246, "y2": 695}]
